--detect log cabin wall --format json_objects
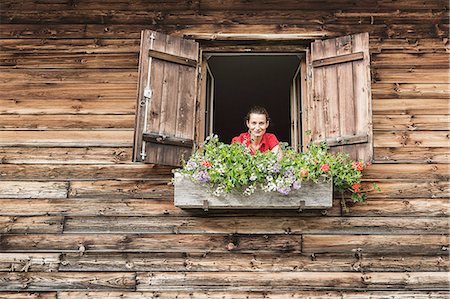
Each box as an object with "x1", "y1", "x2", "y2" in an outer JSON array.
[{"x1": 0, "y1": 1, "x2": 449, "y2": 297}]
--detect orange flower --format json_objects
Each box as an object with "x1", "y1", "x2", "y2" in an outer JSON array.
[
  {"x1": 300, "y1": 168, "x2": 309, "y2": 177},
  {"x1": 352, "y1": 183, "x2": 361, "y2": 192},
  {"x1": 320, "y1": 164, "x2": 330, "y2": 172},
  {"x1": 352, "y1": 161, "x2": 364, "y2": 171},
  {"x1": 201, "y1": 160, "x2": 212, "y2": 167}
]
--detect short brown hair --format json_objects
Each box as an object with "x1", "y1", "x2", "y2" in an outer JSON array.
[{"x1": 245, "y1": 106, "x2": 270, "y2": 122}]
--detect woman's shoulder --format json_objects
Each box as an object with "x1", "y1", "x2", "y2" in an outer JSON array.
[{"x1": 232, "y1": 132, "x2": 250, "y2": 143}]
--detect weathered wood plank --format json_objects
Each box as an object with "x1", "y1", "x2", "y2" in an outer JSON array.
[
  {"x1": 0, "y1": 69, "x2": 137, "y2": 84},
  {"x1": 0, "y1": 115, "x2": 135, "y2": 130},
  {"x1": 373, "y1": 115, "x2": 450, "y2": 131},
  {"x1": 302, "y1": 235, "x2": 449, "y2": 254},
  {"x1": 373, "y1": 99, "x2": 450, "y2": 115},
  {"x1": 68, "y1": 180, "x2": 172, "y2": 199},
  {"x1": 62, "y1": 216, "x2": 450, "y2": 235},
  {"x1": 136, "y1": 271, "x2": 450, "y2": 291},
  {"x1": 0, "y1": 234, "x2": 302, "y2": 254},
  {"x1": 1, "y1": 0, "x2": 198, "y2": 12},
  {"x1": 0, "y1": 53, "x2": 138, "y2": 69},
  {"x1": 0, "y1": 216, "x2": 63, "y2": 234},
  {"x1": 361, "y1": 181, "x2": 449, "y2": 198},
  {"x1": 0, "y1": 164, "x2": 173, "y2": 180},
  {"x1": 0, "y1": 198, "x2": 341, "y2": 217},
  {"x1": 372, "y1": 53, "x2": 450, "y2": 68},
  {"x1": 0, "y1": 99, "x2": 135, "y2": 115},
  {"x1": 0, "y1": 83, "x2": 135, "y2": 100},
  {"x1": 0, "y1": 253, "x2": 60, "y2": 272},
  {"x1": 0, "y1": 182, "x2": 68, "y2": 199},
  {"x1": 55, "y1": 291, "x2": 450, "y2": 299},
  {"x1": 374, "y1": 147, "x2": 449, "y2": 164},
  {"x1": 0, "y1": 147, "x2": 133, "y2": 164},
  {"x1": 372, "y1": 83, "x2": 450, "y2": 99},
  {"x1": 0, "y1": 39, "x2": 140, "y2": 54},
  {"x1": 0, "y1": 293, "x2": 56, "y2": 299},
  {"x1": 373, "y1": 69, "x2": 450, "y2": 84},
  {"x1": 374, "y1": 131, "x2": 450, "y2": 147},
  {"x1": 370, "y1": 38, "x2": 449, "y2": 53},
  {"x1": 344, "y1": 198, "x2": 449, "y2": 217},
  {"x1": 362, "y1": 164, "x2": 449, "y2": 180},
  {"x1": 0, "y1": 131, "x2": 133, "y2": 147},
  {"x1": 0, "y1": 272, "x2": 135, "y2": 291},
  {"x1": 59, "y1": 252, "x2": 449, "y2": 272}
]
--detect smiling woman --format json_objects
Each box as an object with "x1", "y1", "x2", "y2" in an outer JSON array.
[{"x1": 231, "y1": 106, "x2": 280, "y2": 156}]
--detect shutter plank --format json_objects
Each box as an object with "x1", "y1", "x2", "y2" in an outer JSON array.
[
  {"x1": 312, "y1": 52, "x2": 364, "y2": 67},
  {"x1": 145, "y1": 33, "x2": 168, "y2": 164},
  {"x1": 352, "y1": 32, "x2": 373, "y2": 161},
  {"x1": 322, "y1": 38, "x2": 340, "y2": 140},
  {"x1": 336, "y1": 35, "x2": 357, "y2": 156},
  {"x1": 157, "y1": 34, "x2": 182, "y2": 166},
  {"x1": 311, "y1": 41, "x2": 325, "y2": 141}
]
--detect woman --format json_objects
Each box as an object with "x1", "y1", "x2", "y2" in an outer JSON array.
[{"x1": 231, "y1": 106, "x2": 280, "y2": 156}]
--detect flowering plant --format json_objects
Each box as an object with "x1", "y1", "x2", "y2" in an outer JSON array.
[{"x1": 174, "y1": 135, "x2": 374, "y2": 202}]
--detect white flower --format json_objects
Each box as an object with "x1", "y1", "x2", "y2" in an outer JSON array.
[
  {"x1": 249, "y1": 173, "x2": 257, "y2": 181},
  {"x1": 244, "y1": 185, "x2": 256, "y2": 196}
]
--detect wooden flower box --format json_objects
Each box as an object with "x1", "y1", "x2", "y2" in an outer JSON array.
[{"x1": 173, "y1": 173, "x2": 333, "y2": 210}]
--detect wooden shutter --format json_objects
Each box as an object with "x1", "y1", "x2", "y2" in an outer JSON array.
[
  {"x1": 309, "y1": 32, "x2": 373, "y2": 161},
  {"x1": 133, "y1": 30, "x2": 199, "y2": 166}
]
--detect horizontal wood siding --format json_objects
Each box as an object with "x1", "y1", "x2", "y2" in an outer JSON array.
[{"x1": 0, "y1": 0, "x2": 448, "y2": 297}]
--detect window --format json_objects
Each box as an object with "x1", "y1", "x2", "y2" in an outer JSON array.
[{"x1": 133, "y1": 30, "x2": 373, "y2": 166}]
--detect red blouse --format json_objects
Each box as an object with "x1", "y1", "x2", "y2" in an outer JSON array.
[{"x1": 231, "y1": 132, "x2": 279, "y2": 155}]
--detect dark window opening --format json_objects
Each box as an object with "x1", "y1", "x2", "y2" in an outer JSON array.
[{"x1": 206, "y1": 55, "x2": 301, "y2": 145}]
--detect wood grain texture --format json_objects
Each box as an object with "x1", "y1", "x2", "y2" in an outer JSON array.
[
  {"x1": 0, "y1": 198, "x2": 341, "y2": 217},
  {"x1": 0, "y1": 131, "x2": 133, "y2": 147},
  {"x1": 0, "y1": 253, "x2": 60, "y2": 272},
  {"x1": 302, "y1": 235, "x2": 449, "y2": 254},
  {"x1": 0, "y1": 293, "x2": 56, "y2": 299},
  {"x1": 54, "y1": 291, "x2": 450, "y2": 299},
  {"x1": 0, "y1": 164, "x2": 173, "y2": 180},
  {"x1": 0, "y1": 216, "x2": 63, "y2": 234},
  {"x1": 59, "y1": 252, "x2": 449, "y2": 272},
  {"x1": 0, "y1": 234, "x2": 302, "y2": 254},
  {"x1": 0, "y1": 182, "x2": 68, "y2": 199},
  {"x1": 136, "y1": 271, "x2": 450, "y2": 291},
  {"x1": 0, "y1": 147, "x2": 133, "y2": 164},
  {"x1": 62, "y1": 216, "x2": 449, "y2": 235},
  {"x1": 0, "y1": 272, "x2": 135, "y2": 291},
  {"x1": 374, "y1": 147, "x2": 449, "y2": 163}
]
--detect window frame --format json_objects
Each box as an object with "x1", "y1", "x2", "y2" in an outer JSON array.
[{"x1": 194, "y1": 43, "x2": 312, "y2": 152}]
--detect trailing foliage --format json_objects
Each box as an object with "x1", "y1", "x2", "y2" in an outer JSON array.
[{"x1": 174, "y1": 135, "x2": 375, "y2": 202}]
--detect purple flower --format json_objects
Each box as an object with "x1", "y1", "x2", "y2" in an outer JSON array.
[
  {"x1": 277, "y1": 185, "x2": 291, "y2": 195},
  {"x1": 292, "y1": 181, "x2": 301, "y2": 190},
  {"x1": 271, "y1": 163, "x2": 281, "y2": 173},
  {"x1": 185, "y1": 161, "x2": 197, "y2": 171},
  {"x1": 194, "y1": 171, "x2": 210, "y2": 183}
]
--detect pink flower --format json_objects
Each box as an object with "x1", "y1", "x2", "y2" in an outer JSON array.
[
  {"x1": 320, "y1": 164, "x2": 330, "y2": 173},
  {"x1": 299, "y1": 168, "x2": 309, "y2": 177}
]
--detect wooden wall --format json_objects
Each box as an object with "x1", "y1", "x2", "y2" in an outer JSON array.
[{"x1": 0, "y1": 1, "x2": 449, "y2": 297}]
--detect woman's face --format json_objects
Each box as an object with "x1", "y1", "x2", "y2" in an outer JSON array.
[{"x1": 246, "y1": 113, "x2": 269, "y2": 138}]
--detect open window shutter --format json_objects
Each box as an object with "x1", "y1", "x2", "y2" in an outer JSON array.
[
  {"x1": 133, "y1": 30, "x2": 199, "y2": 166},
  {"x1": 309, "y1": 32, "x2": 373, "y2": 161}
]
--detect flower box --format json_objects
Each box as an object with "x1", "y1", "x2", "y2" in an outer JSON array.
[{"x1": 173, "y1": 173, "x2": 333, "y2": 210}]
